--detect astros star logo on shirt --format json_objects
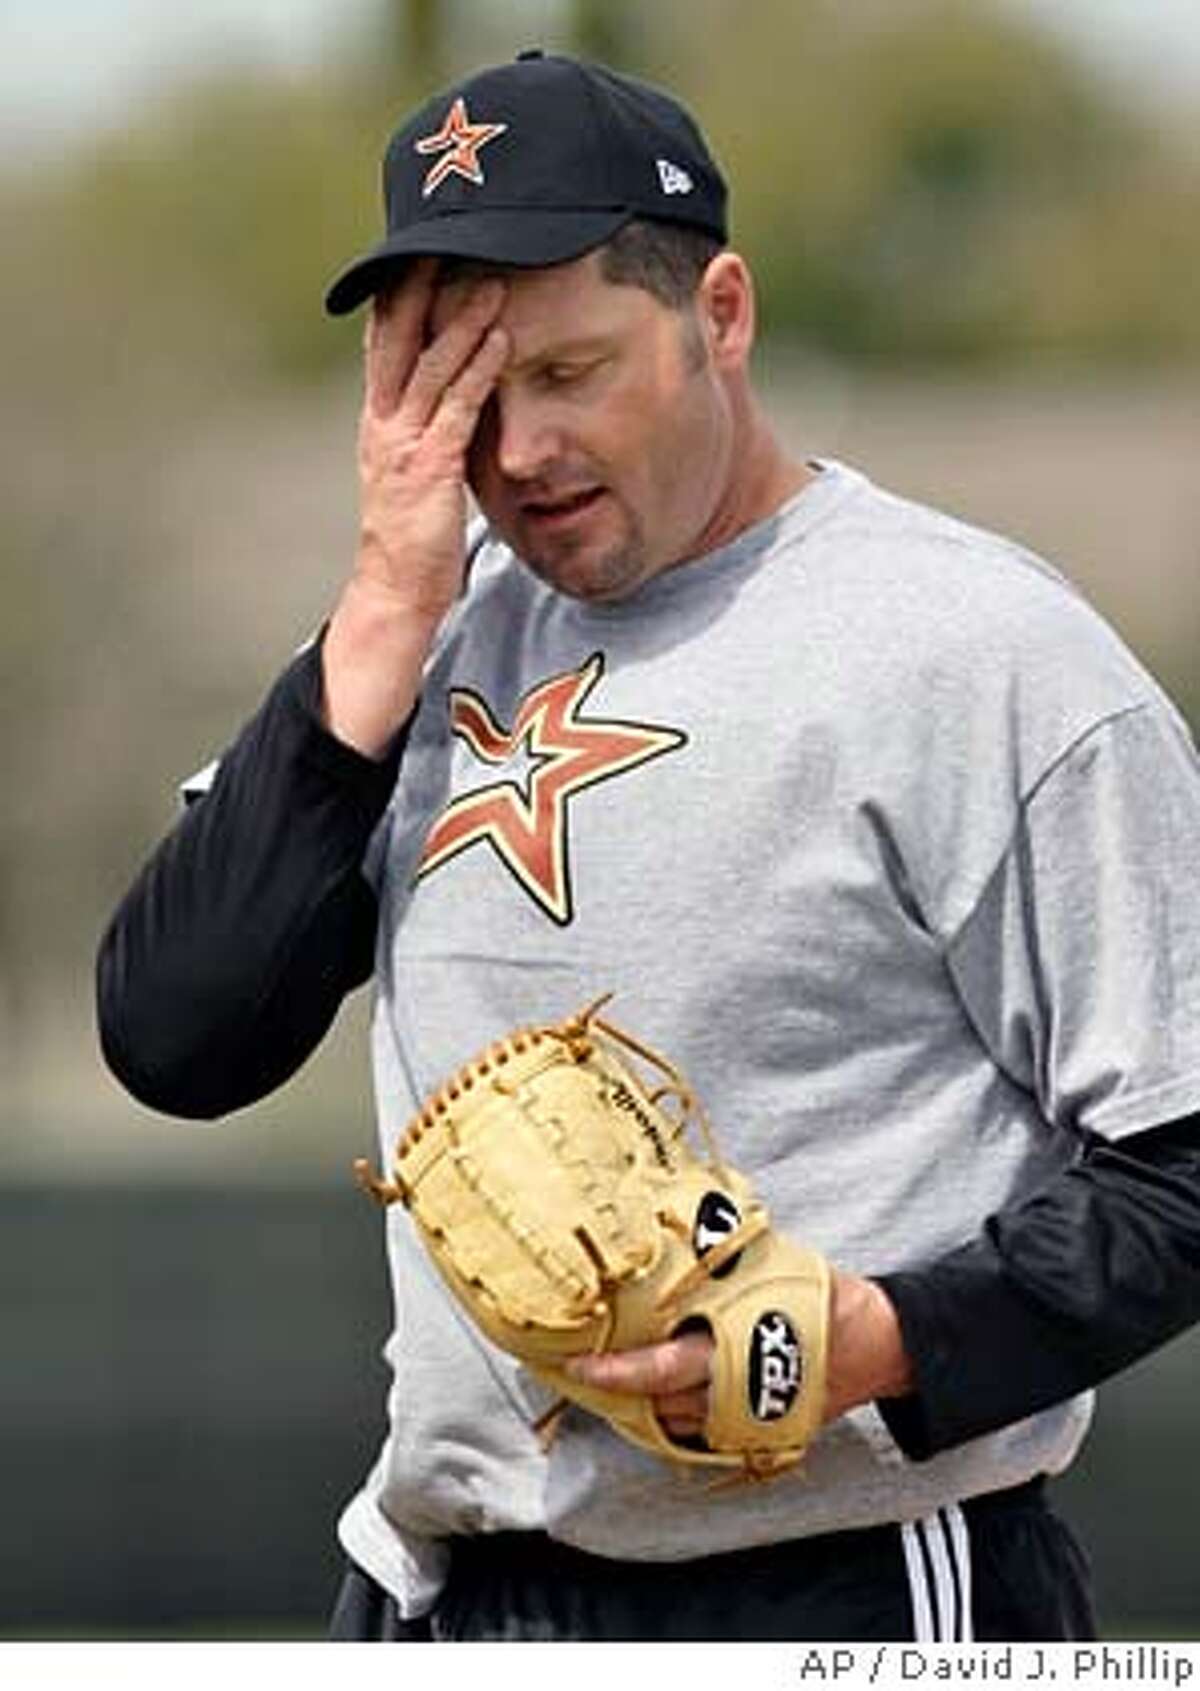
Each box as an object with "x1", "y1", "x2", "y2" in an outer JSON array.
[
  {"x1": 416, "y1": 653, "x2": 687, "y2": 925},
  {"x1": 414, "y1": 97, "x2": 508, "y2": 198}
]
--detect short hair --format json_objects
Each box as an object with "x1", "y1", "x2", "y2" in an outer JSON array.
[
  {"x1": 597, "y1": 217, "x2": 724, "y2": 308},
  {"x1": 435, "y1": 218, "x2": 723, "y2": 309}
]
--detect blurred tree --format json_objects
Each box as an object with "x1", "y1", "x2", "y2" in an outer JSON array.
[
  {"x1": 378, "y1": 0, "x2": 446, "y2": 87},
  {"x1": 45, "y1": 73, "x2": 381, "y2": 382},
  {"x1": 663, "y1": 0, "x2": 1200, "y2": 365},
  {"x1": 0, "y1": 172, "x2": 252, "y2": 1042},
  {"x1": 569, "y1": 0, "x2": 635, "y2": 67},
  {"x1": 8, "y1": 0, "x2": 1195, "y2": 383}
]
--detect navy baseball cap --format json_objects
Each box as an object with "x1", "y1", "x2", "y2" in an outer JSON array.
[{"x1": 324, "y1": 48, "x2": 728, "y2": 315}]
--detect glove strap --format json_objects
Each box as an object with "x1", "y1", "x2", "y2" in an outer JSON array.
[{"x1": 652, "y1": 1207, "x2": 772, "y2": 1313}]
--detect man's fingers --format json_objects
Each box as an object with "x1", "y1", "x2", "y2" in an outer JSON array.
[
  {"x1": 566, "y1": 1330, "x2": 713, "y2": 1399},
  {"x1": 434, "y1": 324, "x2": 509, "y2": 452},
  {"x1": 652, "y1": 1386, "x2": 708, "y2": 1427},
  {"x1": 365, "y1": 259, "x2": 438, "y2": 418},
  {"x1": 400, "y1": 279, "x2": 506, "y2": 432},
  {"x1": 567, "y1": 1333, "x2": 713, "y2": 1441}
]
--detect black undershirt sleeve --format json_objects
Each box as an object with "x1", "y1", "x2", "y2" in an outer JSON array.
[
  {"x1": 875, "y1": 1111, "x2": 1200, "y2": 1459},
  {"x1": 95, "y1": 638, "x2": 405, "y2": 1119}
]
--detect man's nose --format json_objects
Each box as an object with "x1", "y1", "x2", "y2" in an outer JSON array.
[{"x1": 493, "y1": 388, "x2": 558, "y2": 483}]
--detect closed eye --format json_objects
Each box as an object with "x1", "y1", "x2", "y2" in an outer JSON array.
[{"x1": 536, "y1": 358, "x2": 605, "y2": 390}]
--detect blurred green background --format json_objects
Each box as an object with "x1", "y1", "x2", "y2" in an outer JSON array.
[{"x1": 2, "y1": 0, "x2": 1198, "y2": 1640}]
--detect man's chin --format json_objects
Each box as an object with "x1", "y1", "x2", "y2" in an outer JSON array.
[
  {"x1": 524, "y1": 547, "x2": 650, "y2": 604},
  {"x1": 502, "y1": 519, "x2": 649, "y2": 604}
]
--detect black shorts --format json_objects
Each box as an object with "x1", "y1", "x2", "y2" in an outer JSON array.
[{"x1": 327, "y1": 1477, "x2": 1097, "y2": 1642}]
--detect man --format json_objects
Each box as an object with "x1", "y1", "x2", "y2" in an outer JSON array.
[{"x1": 97, "y1": 50, "x2": 1200, "y2": 1642}]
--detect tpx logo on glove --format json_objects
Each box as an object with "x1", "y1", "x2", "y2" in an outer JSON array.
[{"x1": 748, "y1": 1311, "x2": 802, "y2": 1422}]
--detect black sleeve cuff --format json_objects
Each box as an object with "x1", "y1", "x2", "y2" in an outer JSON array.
[
  {"x1": 868, "y1": 1117, "x2": 1200, "y2": 1461},
  {"x1": 276, "y1": 634, "x2": 411, "y2": 822}
]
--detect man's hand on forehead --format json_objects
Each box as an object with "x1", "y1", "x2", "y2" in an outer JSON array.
[
  {"x1": 428, "y1": 263, "x2": 510, "y2": 342},
  {"x1": 323, "y1": 254, "x2": 511, "y2": 756},
  {"x1": 365, "y1": 257, "x2": 503, "y2": 350},
  {"x1": 363, "y1": 260, "x2": 508, "y2": 418}
]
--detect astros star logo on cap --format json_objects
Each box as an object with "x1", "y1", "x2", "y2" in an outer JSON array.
[{"x1": 414, "y1": 96, "x2": 508, "y2": 198}]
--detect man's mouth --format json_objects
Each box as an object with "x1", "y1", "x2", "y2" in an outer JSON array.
[{"x1": 520, "y1": 487, "x2": 607, "y2": 524}]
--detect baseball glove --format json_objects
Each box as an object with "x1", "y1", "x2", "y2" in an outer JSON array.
[{"x1": 354, "y1": 996, "x2": 830, "y2": 1480}]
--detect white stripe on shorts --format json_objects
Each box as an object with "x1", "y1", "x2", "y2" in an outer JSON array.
[{"x1": 901, "y1": 1504, "x2": 973, "y2": 1641}]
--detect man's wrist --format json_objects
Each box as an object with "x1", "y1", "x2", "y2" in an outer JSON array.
[
  {"x1": 824, "y1": 1271, "x2": 915, "y2": 1422},
  {"x1": 861, "y1": 1276, "x2": 916, "y2": 1400},
  {"x1": 321, "y1": 575, "x2": 445, "y2": 758}
]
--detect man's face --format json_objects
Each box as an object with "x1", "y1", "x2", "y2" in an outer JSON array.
[{"x1": 432, "y1": 252, "x2": 738, "y2": 603}]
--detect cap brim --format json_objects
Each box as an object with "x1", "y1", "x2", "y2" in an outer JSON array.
[{"x1": 324, "y1": 208, "x2": 633, "y2": 315}]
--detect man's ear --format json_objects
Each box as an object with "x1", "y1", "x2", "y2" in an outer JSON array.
[{"x1": 697, "y1": 252, "x2": 756, "y2": 369}]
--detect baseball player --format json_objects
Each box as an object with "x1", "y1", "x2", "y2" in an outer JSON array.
[{"x1": 97, "y1": 51, "x2": 1200, "y2": 1641}]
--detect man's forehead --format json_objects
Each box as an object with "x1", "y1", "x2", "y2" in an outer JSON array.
[
  {"x1": 433, "y1": 247, "x2": 600, "y2": 301},
  {"x1": 429, "y1": 250, "x2": 636, "y2": 341}
]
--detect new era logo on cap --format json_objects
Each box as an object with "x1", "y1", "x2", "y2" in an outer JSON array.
[{"x1": 656, "y1": 158, "x2": 694, "y2": 196}]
